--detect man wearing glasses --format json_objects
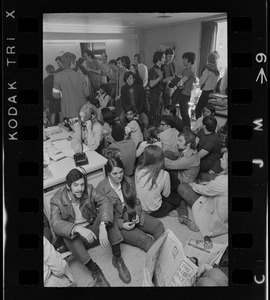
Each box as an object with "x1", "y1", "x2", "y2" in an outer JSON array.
[{"x1": 157, "y1": 116, "x2": 179, "y2": 153}]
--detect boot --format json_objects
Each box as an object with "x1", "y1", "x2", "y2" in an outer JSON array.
[
  {"x1": 91, "y1": 266, "x2": 111, "y2": 287},
  {"x1": 178, "y1": 215, "x2": 200, "y2": 232},
  {"x1": 112, "y1": 256, "x2": 131, "y2": 284},
  {"x1": 176, "y1": 200, "x2": 188, "y2": 217}
]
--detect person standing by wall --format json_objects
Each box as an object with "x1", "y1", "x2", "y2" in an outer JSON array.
[
  {"x1": 134, "y1": 53, "x2": 148, "y2": 89},
  {"x1": 83, "y1": 49, "x2": 102, "y2": 100},
  {"x1": 177, "y1": 52, "x2": 197, "y2": 128},
  {"x1": 115, "y1": 57, "x2": 129, "y2": 117},
  {"x1": 148, "y1": 51, "x2": 165, "y2": 126},
  {"x1": 195, "y1": 52, "x2": 220, "y2": 120},
  {"x1": 53, "y1": 52, "x2": 89, "y2": 119},
  {"x1": 100, "y1": 52, "x2": 111, "y2": 84},
  {"x1": 161, "y1": 48, "x2": 176, "y2": 109},
  {"x1": 44, "y1": 64, "x2": 63, "y2": 125}
]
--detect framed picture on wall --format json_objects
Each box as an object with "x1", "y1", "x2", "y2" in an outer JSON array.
[{"x1": 157, "y1": 42, "x2": 176, "y2": 53}]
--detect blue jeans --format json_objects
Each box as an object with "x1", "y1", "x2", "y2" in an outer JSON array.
[
  {"x1": 64, "y1": 213, "x2": 123, "y2": 265},
  {"x1": 120, "y1": 213, "x2": 165, "y2": 252}
]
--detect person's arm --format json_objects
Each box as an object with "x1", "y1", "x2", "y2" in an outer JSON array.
[
  {"x1": 140, "y1": 65, "x2": 148, "y2": 87},
  {"x1": 71, "y1": 122, "x2": 83, "y2": 153},
  {"x1": 82, "y1": 63, "x2": 101, "y2": 75},
  {"x1": 136, "y1": 141, "x2": 146, "y2": 157},
  {"x1": 199, "y1": 69, "x2": 208, "y2": 88},
  {"x1": 44, "y1": 237, "x2": 67, "y2": 278},
  {"x1": 198, "y1": 149, "x2": 209, "y2": 159},
  {"x1": 192, "y1": 175, "x2": 227, "y2": 196},
  {"x1": 85, "y1": 122, "x2": 103, "y2": 151},
  {"x1": 52, "y1": 74, "x2": 62, "y2": 99},
  {"x1": 50, "y1": 197, "x2": 78, "y2": 238},
  {"x1": 161, "y1": 171, "x2": 171, "y2": 197},
  {"x1": 81, "y1": 74, "x2": 90, "y2": 98},
  {"x1": 149, "y1": 68, "x2": 163, "y2": 88},
  {"x1": 90, "y1": 185, "x2": 114, "y2": 225},
  {"x1": 164, "y1": 154, "x2": 193, "y2": 170}
]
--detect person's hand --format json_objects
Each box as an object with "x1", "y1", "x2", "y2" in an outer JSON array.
[
  {"x1": 177, "y1": 80, "x2": 184, "y2": 88},
  {"x1": 99, "y1": 224, "x2": 110, "y2": 247},
  {"x1": 73, "y1": 144, "x2": 83, "y2": 153},
  {"x1": 165, "y1": 76, "x2": 173, "y2": 83},
  {"x1": 204, "y1": 236, "x2": 213, "y2": 249},
  {"x1": 142, "y1": 267, "x2": 154, "y2": 287},
  {"x1": 163, "y1": 150, "x2": 179, "y2": 160},
  {"x1": 132, "y1": 214, "x2": 139, "y2": 224},
  {"x1": 85, "y1": 120, "x2": 92, "y2": 130},
  {"x1": 115, "y1": 95, "x2": 121, "y2": 101},
  {"x1": 75, "y1": 226, "x2": 97, "y2": 243},
  {"x1": 156, "y1": 69, "x2": 163, "y2": 80},
  {"x1": 122, "y1": 222, "x2": 135, "y2": 231},
  {"x1": 196, "y1": 263, "x2": 213, "y2": 277}
]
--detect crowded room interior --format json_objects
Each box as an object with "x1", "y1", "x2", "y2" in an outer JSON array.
[{"x1": 43, "y1": 12, "x2": 228, "y2": 287}]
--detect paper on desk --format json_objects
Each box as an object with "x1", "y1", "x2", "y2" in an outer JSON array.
[
  {"x1": 50, "y1": 140, "x2": 89, "y2": 158},
  {"x1": 145, "y1": 229, "x2": 198, "y2": 286},
  {"x1": 184, "y1": 238, "x2": 228, "y2": 266}
]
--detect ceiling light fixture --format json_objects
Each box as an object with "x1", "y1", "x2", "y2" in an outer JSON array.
[{"x1": 157, "y1": 14, "x2": 172, "y2": 19}]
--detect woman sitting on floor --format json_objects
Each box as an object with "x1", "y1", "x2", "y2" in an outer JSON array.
[
  {"x1": 135, "y1": 145, "x2": 181, "y2": 218},
  {"x1": 71, "y1": 102, "x2": 104, "y2": 154},
  {"x1": 96, "y1": 156, "x2": 165, "y2": 252},
  {"x1": 136, "y1": 125, "x2": 162, "y2": 164}
]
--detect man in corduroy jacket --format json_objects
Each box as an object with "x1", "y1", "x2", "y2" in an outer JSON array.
[{"x1": 50, "y1": 168, "x2": 131, "y2": 287}]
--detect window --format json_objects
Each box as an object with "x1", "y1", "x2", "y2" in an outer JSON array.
[{"x1": 215, "y1": 21, "x2": 227, "y2": 77}]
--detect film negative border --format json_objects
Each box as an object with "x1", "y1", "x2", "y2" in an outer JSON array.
[{"x1": 2, "y1": 2, "x2": 268, "y2": 299}]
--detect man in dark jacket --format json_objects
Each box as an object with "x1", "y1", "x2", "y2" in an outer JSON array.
[
  {"x1": 50, "y1": 168, "x2": 131, "y2": 286},
  {"x1": 119, "y1": 71, "x2": 148, "y2": 127}
]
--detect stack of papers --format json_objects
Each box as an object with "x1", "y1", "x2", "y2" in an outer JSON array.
[
  {"x1": 46, "y1": 139, "x2": 89, "y2": 161},
  {"x1": 45, "y1": 126, "x2": 71, "y2": 141}
]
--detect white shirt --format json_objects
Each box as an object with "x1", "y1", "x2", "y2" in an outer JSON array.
[
  {"x1": 135, "y1": 168, "x2": 171, "y2": 212},
  {"x1": 108, "y1": 177, "x2": 125, "y2": 208},
  {"x1": 67, "y1": 192, "x2": 88, "y2": 234},
  {"x1": 125, "y1": 119, "x2": 143, "y2": 148}
]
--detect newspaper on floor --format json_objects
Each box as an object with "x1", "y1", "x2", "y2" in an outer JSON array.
[
  {"x1": 184, "y1": 238, "x2": 228, "y2": 266},
  {"x1": 145, "y1": 229, "x2": 198, "y2": 287}
]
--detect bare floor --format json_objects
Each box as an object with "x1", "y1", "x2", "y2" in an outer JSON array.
[{"x1": 67, "y1": 208, "x2": 227, "y2": 287}]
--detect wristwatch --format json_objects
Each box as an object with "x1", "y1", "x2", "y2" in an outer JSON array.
[{"x1": 100, "y1": 221, "x2": 107, "y2": 226}]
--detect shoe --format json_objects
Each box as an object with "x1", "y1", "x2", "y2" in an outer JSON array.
[
  {"x1": 91, "y1": 266, "x2": 111, "y2": 287},
  {"x1": 112, "y1": 256, "x2": 131, "y2": 284},
  {"x1": 168, "y1": 210, "x2": 178, "y2": 217},
  {"x1": 176, "y1": 200, "x2": 188, "y2": 217},
  {"x1": 178, "y1": 215, "x2": 200, "y2": 232}
]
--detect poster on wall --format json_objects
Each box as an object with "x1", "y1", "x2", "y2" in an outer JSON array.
[{"x1": 157, "y1": 42, "x2": 176, "y2": 53}]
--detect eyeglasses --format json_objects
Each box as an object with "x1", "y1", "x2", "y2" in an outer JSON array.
[{"x1": 160, "y1": 123, "x2": 167, "y2": 126}]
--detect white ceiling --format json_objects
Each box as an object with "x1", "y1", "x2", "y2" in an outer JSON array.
[{"x1": 43, "y1": 12, "x2": 226, "y2": 33}]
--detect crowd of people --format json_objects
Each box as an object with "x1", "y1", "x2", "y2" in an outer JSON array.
[{"x1": 43, "y1": 48, "x2": 228, "y2": 287}]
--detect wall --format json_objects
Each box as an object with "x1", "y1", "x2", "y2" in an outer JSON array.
[
  {"x1": 43, "y1": 35, "x2": 137, "y2": 78},
  {"x1": 143, "y1": 21, "x2": 202, "y2": 76},
  {"x1": 43, "y1": 41, "x2": 81, "y2": 76}
]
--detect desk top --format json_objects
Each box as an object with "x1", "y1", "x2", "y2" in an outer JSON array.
[{"x1": 44, "y1": 150, "x2": 107, "y2": 190}]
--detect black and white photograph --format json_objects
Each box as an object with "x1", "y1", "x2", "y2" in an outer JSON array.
[{"x1": 42, "y1": 12, "x2": 229, "y2": 287}]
